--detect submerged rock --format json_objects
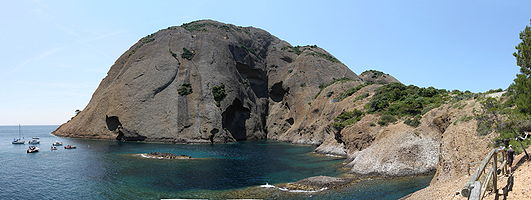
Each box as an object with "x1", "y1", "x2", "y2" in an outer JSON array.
[
  {"x1": 140, "y1": 152, "x2": 193, "y2": 159},
  {"x1": 292, "y1": 176, "x2": 350, "y2": 188}
]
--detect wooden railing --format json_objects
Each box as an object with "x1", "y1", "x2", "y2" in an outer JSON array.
[{"x1": 461, "y1": 148, "x2": 508, "y2": 200}]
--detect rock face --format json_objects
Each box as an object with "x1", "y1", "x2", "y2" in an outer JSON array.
[
  {"x1": 359, "y1": 70, "x2": 399, "y2": 84},
  {"x1": 347, "y1": 130, "x2": 439, "y2": 176},
  {"x1": 54, "y1": 20, "x2": 494, "y2": 181},
  {"x1": 53, "y1": 20, "x2": 358, "y2": 143}
]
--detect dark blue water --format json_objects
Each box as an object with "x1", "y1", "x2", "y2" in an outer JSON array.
[{"x1": 0, "y1": 126, "x2": 431, "y2": 199}]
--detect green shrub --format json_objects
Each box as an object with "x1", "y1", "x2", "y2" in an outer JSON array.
[
  {"x1": 360, "y1": 70, "x2": 385, "y2": 78},
  {"x1": 288, "y1": 69, "x2": 293, "y2": 73},
  {"x1": 177, "y1": 84, "x2": 193, "y2": 96},
  {"x1": 485, "y1": 88, "x2": 503, "y2": 94},
  {"x1": 336, "y1": 83, "x2": 369, "y2": 101},
  {"x1": 212, "y1": 84, "x2": 227, "y2": 106},
  {"x1": 378, "y1": 115, "x2": 397, "y2": 126},
  {"x1": 239, "y1": 45, "x2": 258, "y2": 56},
  {"x1": 306, "y1": 51, "x2": 340, "y2": 63},
  {"x1": 326, "y1": 91, "x2": 334, "y2": 98},
  {"x1": 139, "y1": 34, "x2": 155, "y2": 44},
  {"x1": 314, "y1": 77, "x2": 353, "y2": 98},
  {"x1": 332, "y1": 109, "x2": 364, "y2": 131},
  {"x1": 404, "y1": 115, "x2": 421, "y2": 127},
  {"x1": 281, "y1": 45, "x2": 303, "y2": 55},
  {"x1": 453, "y1": 115, "x2": 474, "y2": 125},
  {"x1": 354, "y1": 93, "x2": 370, "y2": 101},
  {"x1": 474, "y1": 97, "x2": 503, "y2": 135},
  {"x1": 127, "y1": 34, "x2": 155, "y2": 57},
  {"x1": 181, "y1": 48, "x2": 195, "y2": 60},
  {"x1": 181, "y1": 22, "x2": 209, "y2": 32},
  {"x1": 367, "y1": 83, "x2": 448, "y2": 116}
]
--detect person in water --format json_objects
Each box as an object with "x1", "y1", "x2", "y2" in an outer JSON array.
[{"x1": 507, "y1": 145, "x2": 515, "y2": 174}]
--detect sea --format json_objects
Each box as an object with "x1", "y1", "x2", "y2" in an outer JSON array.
[{"x1": 0, "y1": 125, "x2": 431, "y2": 200}]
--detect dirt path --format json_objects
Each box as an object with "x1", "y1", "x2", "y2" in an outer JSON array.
[{"x1": 507, "y1": 160, "x2": 531, "y2": 199}]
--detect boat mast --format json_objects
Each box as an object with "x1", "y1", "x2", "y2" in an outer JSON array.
[{"x1": 19, "y1": 124, "x2": 21, "y2": 138}]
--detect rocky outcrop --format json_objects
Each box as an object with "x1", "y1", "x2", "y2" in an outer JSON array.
[
  {"x1": 359, "y1": 70, "x2": 399, "y2": 84},
  {"x1": 280, "y1": 176, "x2": 350, "y2": 191},
  {"x1": 347, "y1": 130, "x2": 439, "y2": 176},
  {"x1": 53, "y1": 20, "x2": 358, "y2": 143},
  {"x1": 54, "y1": 20, "x2": 498, "y2": 181},
  {"x1": 140, "y1": 152, "x2": 193, "y2": 159}
]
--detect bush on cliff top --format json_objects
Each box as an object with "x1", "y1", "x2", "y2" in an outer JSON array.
[
  {"x1": 332, "y1": 109, "x2": 364, "y2": 131},
  {"x1": 367, "y1": 83, "x2": 448, "y2": 117}
]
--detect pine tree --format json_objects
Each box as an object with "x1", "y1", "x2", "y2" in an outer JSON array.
[{"x1": 512, "y1": 20, "x2": 531, "y2": 114}]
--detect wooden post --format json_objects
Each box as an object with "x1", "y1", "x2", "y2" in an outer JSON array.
[
  {"x1": 518, "y1": 140, "x2": 529, "y2": 160},
  {"x1": 469, "y1": 181, "x2": 482, "y2": 200},
  {"x1": 503, "y1": 150, "x2": 507, "y2": 175},
  {"x1": 493, "y1": 152, "x2": 498, "y2": 196}
]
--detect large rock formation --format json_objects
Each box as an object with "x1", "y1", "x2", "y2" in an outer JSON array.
[
  {"x1": 53, "y1": 20, "x2": 358, "y2": 143},
  {"x1": 54, "y1": 20, "x2": 497, "y2": 182}
]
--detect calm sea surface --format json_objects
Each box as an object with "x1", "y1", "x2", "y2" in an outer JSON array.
[{"x1": 0, "y1": 125, "x2": 431, "y2": 199}]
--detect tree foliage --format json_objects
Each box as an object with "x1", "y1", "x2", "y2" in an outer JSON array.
[{"x1": 511, "y1": 20, "x2": 531, "y2": 115}]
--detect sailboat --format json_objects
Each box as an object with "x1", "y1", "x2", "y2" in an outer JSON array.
[{"x1": 11, "y1": 125, "x2": 25, "y2": 144}]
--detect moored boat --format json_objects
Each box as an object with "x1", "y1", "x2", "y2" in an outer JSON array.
[
  {"x1": 12, "y1": 138, "x2": 25, "y2": 144},
  {"x1": 11, "y1": 125, "x2": 25, "y2": 144},
  {"x1": 64, "y1": 145, "x2": 76, "y2": 149},
  {"x1": 51, "y1": 146, "x2": 57, "y2": 150},
  {"x1": 28, "y1": 138, "x2": 40, "y2": 144},
  {"x1": 27, "y1": 146, "x2": 39, "y2": 153},
  {"x1": 52, "y1": 141, "x2": 63, "y2": 146}
]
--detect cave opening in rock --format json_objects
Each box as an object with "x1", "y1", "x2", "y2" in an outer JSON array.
[
  {"x1": 286, "y1": 117, "x2": 294, "y2": 125},
  {"x1": 235, "y1": 62, "x2": 268, "y2": 98},
  {"x1": 269, "y1": 81, "x2": 288, "y2": 102},
  {"x1": 105, "y1": 115, "x2": 146, "y2": 141},
  {"x1": 222, "y1": 99, "x2": 250, "y2": 141},
  {"x1": 105, "y1": 115, "x2": 122, "y2": 131}
]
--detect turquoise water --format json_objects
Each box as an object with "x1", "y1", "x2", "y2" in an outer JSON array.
[{"x1": 0, "y1": 126, "x2": 431, "y2": 199}]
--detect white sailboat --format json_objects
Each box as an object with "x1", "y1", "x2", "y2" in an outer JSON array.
[{"x1": 12, "y1": 125, "x2": 25, "y2": 144}]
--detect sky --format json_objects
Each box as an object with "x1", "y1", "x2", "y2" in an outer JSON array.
[{"x1": 0, "y1": 0, "x2": 529, "y2": 125}]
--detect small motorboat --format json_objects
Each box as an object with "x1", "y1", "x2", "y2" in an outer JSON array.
[
  {"x1": 27, "y1": 146, "x2": 39, "y2": 153},
  {"x1": 28, "y1": 138, "x2": 40, "y2": 144},
  {"x1": 64, "y1": 145, "x2": 77, "y2": 149},
  {"x1": 51, "y1": 146, "x2": 57, "y2": 150},
  {"x1": 12, "y1": 138, "x2": 25, "y2": 144},
  {"x1": 52, "y1": 141, "x2": 63, "y2": 146}
]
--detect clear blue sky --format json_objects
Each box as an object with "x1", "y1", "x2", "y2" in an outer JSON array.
[{"x1": 0, "y1": 0, "x2": 529, "y2": 125}]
